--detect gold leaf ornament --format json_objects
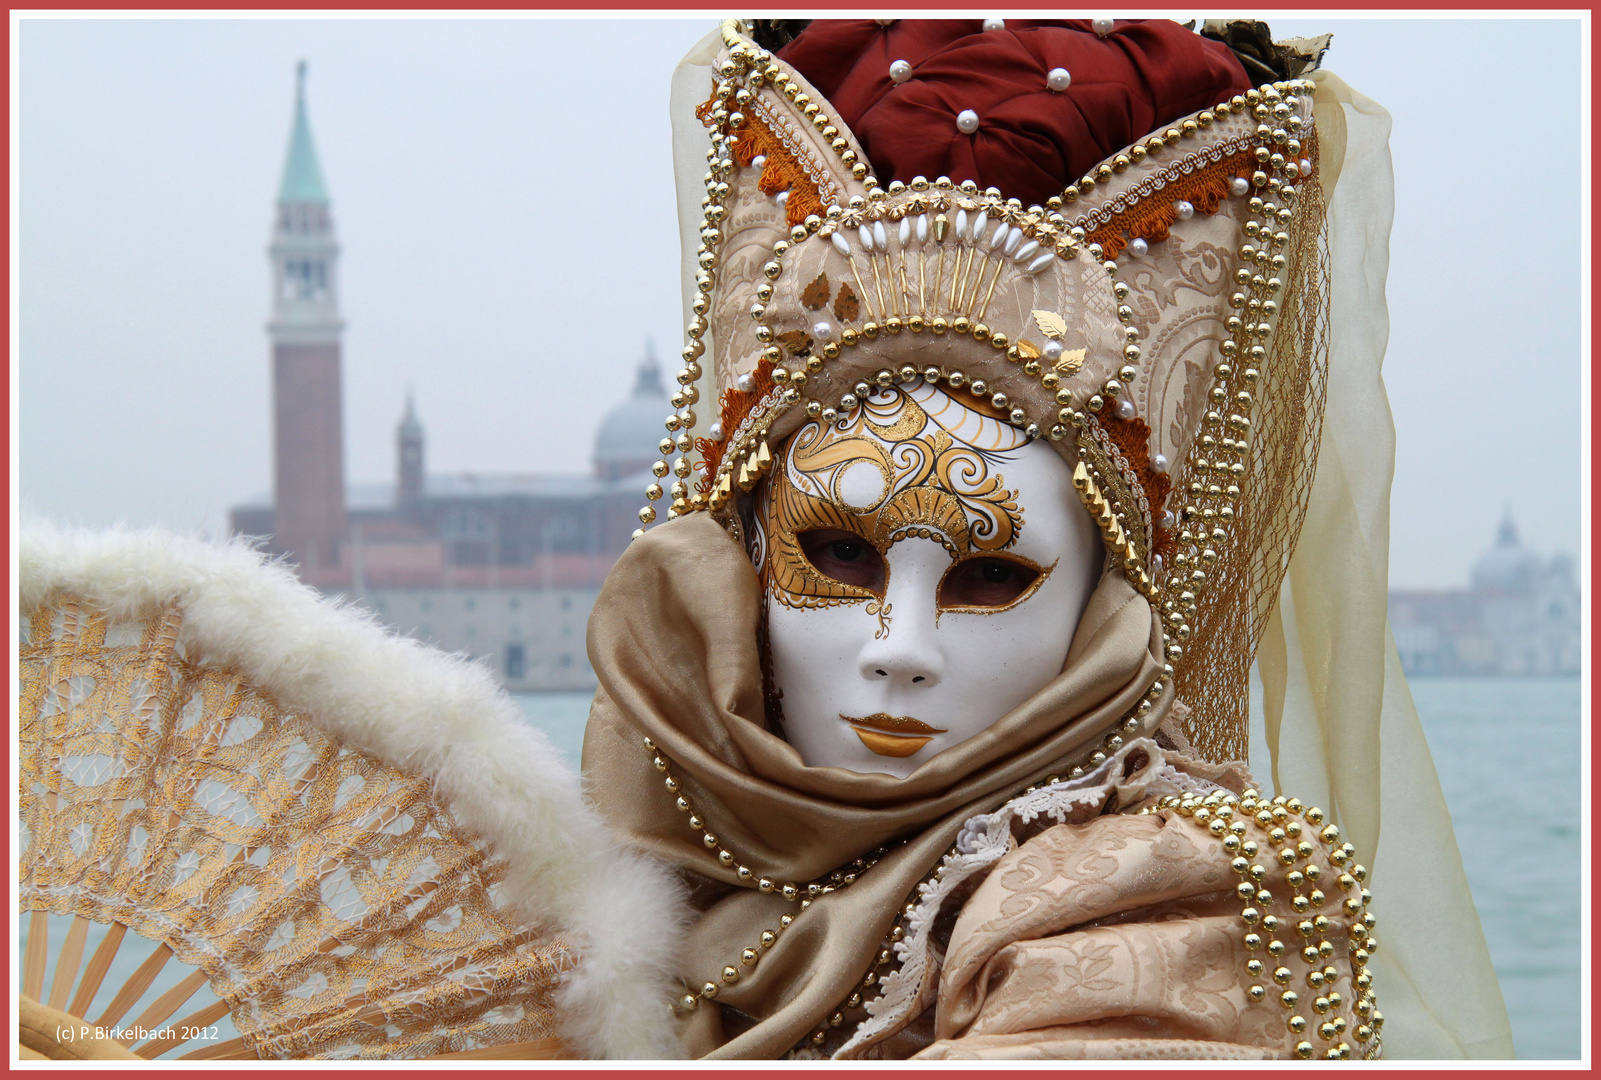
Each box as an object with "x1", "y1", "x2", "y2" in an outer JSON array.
[
  {"x1": 1054, "y1": 348, "x2": 1087, "y2": 375},
  {"x1": 801, "y1": 273, "x2": 830, "y2": 311},
  {"x1": 1031, "y1": 310, "x2": 1068, "y2": 340}
]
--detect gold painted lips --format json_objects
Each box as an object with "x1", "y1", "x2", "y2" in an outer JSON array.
[{"x1": 841, "y1": 713, "x2": 948, "y2": 758}]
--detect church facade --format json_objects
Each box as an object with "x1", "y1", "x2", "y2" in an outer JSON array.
[
  {"x1": 1388, "y1": 514, "x2": 1582, "y2": 677},
  {"x1": 230, "y1": 66, "x2": 668, "y2": 691}
]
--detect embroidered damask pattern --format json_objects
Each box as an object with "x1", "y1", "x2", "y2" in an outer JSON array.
[{"x1": 18, "y1": 598, "x2": 573, "y2": 1060}]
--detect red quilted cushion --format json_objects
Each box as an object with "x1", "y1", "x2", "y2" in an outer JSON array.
[{"x1": 778, "y1": 19, "x2": 1250, "y2": 207}]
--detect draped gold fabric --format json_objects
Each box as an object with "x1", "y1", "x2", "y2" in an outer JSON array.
[
  {"x1": 919, "y1": 813, "x2": 1349, "y2": 1059},
  {"x1": 582, "y1": 512, "x2": 1169, "y2": 1057}
]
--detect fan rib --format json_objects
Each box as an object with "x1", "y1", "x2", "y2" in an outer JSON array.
[
  {"x1": 120, "y1": 968, "x2": 209, "y2": 1046},
  {"x1": 94, "y1": 941, "x2": 173, "y2": 1029},
  {"x1": 135, "y1": 999, "x2": 229, "y2": 1059},
  {"x1": 69, "y1": 921, "x2": 127, "y2": 1018},
  {"x1": 177, "y1": 1035, "x2": 254, "y2": 1060},
  {"x1": 48, "y1": 915, "x2": 91, "y2": 1011},
  {"x1": 23, "y1": 910, "x2": 49, "y2": 1001}
]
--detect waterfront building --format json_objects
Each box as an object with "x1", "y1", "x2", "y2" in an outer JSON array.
[
  {"x1": 1388, "y1": 514, "x2": 1581, "y2": 677},
  {"x1": 231, "y1": 66, "x2": 668, "y2": 690}
]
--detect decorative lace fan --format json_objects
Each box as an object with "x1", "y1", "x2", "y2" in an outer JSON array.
[{"x1": 17, "y1": 522, "x2": 686, "y2": 1061}]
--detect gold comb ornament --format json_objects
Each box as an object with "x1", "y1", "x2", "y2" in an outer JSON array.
[{"x1": 639, "y1": 20, "x2": 1331, "y2": 766}]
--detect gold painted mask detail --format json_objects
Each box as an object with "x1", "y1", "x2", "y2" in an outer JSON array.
[{"x1": 760, "y1": 383, "x2": 1035, "y2": 613}]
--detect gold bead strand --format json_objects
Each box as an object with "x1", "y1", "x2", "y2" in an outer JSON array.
[{"x1": 1157, "y1": 80, "x2": 1315, "y2": 653}]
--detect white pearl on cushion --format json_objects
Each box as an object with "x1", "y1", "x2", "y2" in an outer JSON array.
[
  {"x1": 956, "y1": 109, "x2": 980, "y2": 134},
  {"x1": 751, "y1": 155, "x2": 766, "y2": 171},
  {"x1": 775, "y1": 190, "x2": 789, "y2": 207},
  {"x1": 1300, "y1": 158, "x2": 1313, "y2": 175},
  {"x1": 1047, "y1": 67, "x2": 1072, "y2": 92},
  {"x1": 1127, "y1": 237, "x2": 1148, "y2": 258},
  {"x1": 814, "y1": 321, "x2": 835, "y2": 340},
  {"x1": 1092, "y1": 18, "x2": 1115, "y2": 35},
  {"x1": 1230, "y1": 177, "x2": 1250, "y2": 196},
  {"x1": 736, "y1": 373, "x2": 755, "y2": 393},
  {"x1": 982, "y1": 17, "x2": 1005, "y2": 31},
  {"x1": 1152, "y1": 453, "x2": 1169, "y2": 474},
  {"x1": 1042, "y1": 341, "x2": 1064, "y2": 361},
  {"x1": 1175, "y1": 199, "x2": 1194, "y2": 220},
  {"x1": 1116, "y1": 399, "x2": 1136, "y2": 420},
  {"x1": 889, "y1": 59, "x2": 912, "y2": 83},
  {"x1": 709, "y1": 422, "x2": 724, "y2": 441}
]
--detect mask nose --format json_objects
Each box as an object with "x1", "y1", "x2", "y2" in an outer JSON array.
[
  {"x1": 859, "y1": 632, "x2": 944, "y2": 689},
  {"x1": 858, "y1": 540, "x2": 946, "y2": 690}
]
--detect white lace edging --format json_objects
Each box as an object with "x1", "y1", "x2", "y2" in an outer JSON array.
[{"x1": 834, "y1": 737, "x2": 1214, "y2": 1059}]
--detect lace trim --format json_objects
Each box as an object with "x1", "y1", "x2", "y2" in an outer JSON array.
[{"x1": 833, "y1": 738, "x2": 1209, "y2": 1059}]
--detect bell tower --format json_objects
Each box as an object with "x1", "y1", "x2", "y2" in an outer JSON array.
[{"x1": 267, "y1": 60, "x2": 347, "y2": 582}]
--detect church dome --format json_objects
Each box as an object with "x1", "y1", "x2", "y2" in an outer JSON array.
[
  {"x1": 1471, "y1": 513, "x2": 1542, "y2": 594},
  {"x1": 595, "y1": 347, "x2": 672, "y2": 482}
]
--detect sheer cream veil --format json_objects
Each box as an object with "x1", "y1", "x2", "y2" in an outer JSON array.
[
  {"x1": 670, "y1": 32, "x2": 1512, "y2": 1060},
  {"x1": 1254, "y1": 71, "x2": 1511, "y2": 1059}
]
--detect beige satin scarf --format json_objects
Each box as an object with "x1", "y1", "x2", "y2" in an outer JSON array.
[{"x1": 582, "y1": 511, "x2": 1166, "y2": 1058}]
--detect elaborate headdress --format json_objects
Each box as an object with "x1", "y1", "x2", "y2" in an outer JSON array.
[{"x1": 644, "y1": 18, "x2": 1329, "y2": 764}]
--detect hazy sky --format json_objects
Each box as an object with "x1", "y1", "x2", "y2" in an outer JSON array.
[{"x1": 17, "y1": 16, "x2": 1584, "y2": 588}]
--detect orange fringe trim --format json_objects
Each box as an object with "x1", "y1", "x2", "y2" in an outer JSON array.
[
  {"x1": 1098, "y1": 409, "x2": 1174, "y2": 559},
  {"x1": 694, "y1": 356, "x2": 779, "y2": 495},
  {"x1": 1087, "y1": 148, "x2": 1253, "y2": 260},
  {"x1": 699, "y1": 96, "x2": 827, "y2": 229}
]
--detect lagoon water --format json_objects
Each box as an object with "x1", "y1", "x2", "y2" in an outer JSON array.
[{"x1": 28, "y1": 679, "x2": 1576, "y2": 1059}]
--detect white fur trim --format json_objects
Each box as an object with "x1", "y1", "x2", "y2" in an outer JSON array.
[{"x1": 19, "y1": 517, "x2": 688, "y2": 1059}]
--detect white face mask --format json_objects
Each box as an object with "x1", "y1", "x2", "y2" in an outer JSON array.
[{"x1": 754, "y1": 382, "x2": 1104, "y2": 778}]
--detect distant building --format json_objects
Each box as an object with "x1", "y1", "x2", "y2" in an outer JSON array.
[
  {"x1": 1389, "y1": 513, "x2": 1581, "y2": 677},
  {"x1": 230, "y1": 65, "x2": 669, "y2": 691}
]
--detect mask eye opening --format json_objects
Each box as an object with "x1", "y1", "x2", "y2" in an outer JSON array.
[
  {"x1": 937, "y1": 553, "x2": 1056, "y2": 613},
  {"x1": 796, "y1": 528, "x2": 888, "y2": 595}
]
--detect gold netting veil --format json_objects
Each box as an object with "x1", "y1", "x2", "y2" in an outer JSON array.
[{"x1": 1173, "y1": 158, "x2": 1330, "y2": 763}]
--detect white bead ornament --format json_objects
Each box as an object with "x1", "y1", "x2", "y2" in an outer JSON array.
[
  {"x1": 813, "y1": 320, "x2": 835, "y2": 340},
  {"x1": 982, "y1": 17, "x2": 1005, "y2": 31},
  {"x1": 889, "y1": 59, "x2": 912, "y2": 84},
  {"x1": 956, "y1": 109, "x2": 980, "y2": 134},
  {"x1": 1128, "y1": 237, "x2": 1149, "y2": 258},
  {"x1": 1175, "y1": 199, "x2": 1195, "y2": 220},
  {"x1": 775, "y1": 190, "x2": 789, "y2": 208},
  {"x1": 1230, "y1": 177, "x2": 1250, "y2": 196},
  {"x1": 1116, "y1": 399, "x2": 1136, "y2": 420},
  {"x1": 736, "y1": 373, "x2": 755, "y2": 393},
  {"x1": 1152, "y1": 453, "x2": 1169, "y2": 473},
  {"x1": 1042, "y1": 341, "x2": 1064, "y2": 361},
  {"x1": 1092, "y1": 18, "x2": 1115, "y2": 36},
  {"x1": 1047, "y1": 67, "x2": 1072, "y2": 92},
  {"x1": 750, "y1": 154, "x2": 766, "y2": 171},
  {"x1": 709, "y1": 422, "x2": 724, "y2": 441}
]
